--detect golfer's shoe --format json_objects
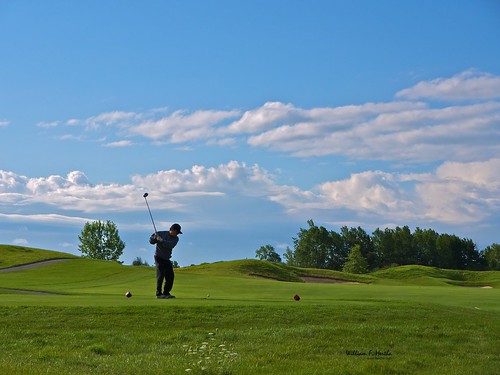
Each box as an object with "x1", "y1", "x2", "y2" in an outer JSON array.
[
  {"x1": 164, "y1": 293, "x2": 176, "y2": 299},
  {"x1": 156, "y1": 294, "x2": 167, "y2": 299}
]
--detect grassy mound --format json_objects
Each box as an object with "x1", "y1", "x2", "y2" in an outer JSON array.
[
  {"x1": 181, "y1": 260, "x2": 500, "y2": 288},
  {"x1": 181, "y1": 259, "x2": 374, "y2": 283},
  {"x1": 2, "y1": 245, "x2": 498, "y2": 289},
  {"x1": 180, "y1": 259, "x2": 304, "y2": 282},
  {"x1": 0, "y1": 257, "x2": 154, "y2": 296},
  {"x1": 0, "y1": 244, "x2": 78, "y2": 269},
  {"x1": 373, "y1": 265, "x2": 500, "y2": 287}
]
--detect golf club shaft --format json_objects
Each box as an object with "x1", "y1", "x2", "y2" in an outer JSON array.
[{"x1": 143, "y1": 195, "x2": 158, "y2": 234}]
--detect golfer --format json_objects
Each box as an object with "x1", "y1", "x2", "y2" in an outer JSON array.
[{"x1": 149, "y1": 223, "x2": 182, "y2": 299}]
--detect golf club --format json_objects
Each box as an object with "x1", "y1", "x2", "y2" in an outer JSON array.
[{"x1": 143, "y1": 192, "x2": 157, "y2": 234}]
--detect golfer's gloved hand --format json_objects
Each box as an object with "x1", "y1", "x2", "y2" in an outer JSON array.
[{"x1": 155, "y1": 234, "x2": 163, "y2": 242}]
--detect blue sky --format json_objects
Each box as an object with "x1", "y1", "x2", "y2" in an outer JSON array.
[{"x1": 1, "y1": 1, "x2": 499, "y2": 266}]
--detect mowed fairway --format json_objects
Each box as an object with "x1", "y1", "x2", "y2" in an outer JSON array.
[{"x1": 1, "y1": 246, "x2": 499, "y2": 374}]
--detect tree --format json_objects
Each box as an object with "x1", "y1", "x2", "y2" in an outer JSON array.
[
  {"x1": 255, "y1": 245, "x2": 282, "y2": 263},
  {"x1": 413, "y1": 227, "x2": 440, "y2": 266},
  {"x1": 435, "y1": 234, "x2": 460, "y2": 269},
  {"x1": 393, "y1": 226, "x2": 416, "y2": 265},
  {"x1": 372, "y1": 228, "x2": 397, "y2": 266},
  {"x1": 341, "y1": 226, "x2": 375, "y2": 269},
  {"x1": 78, "y1": 220, "x2": 125, "y2": 261},
  {"x1": 373, "y1": 226, "x2": 415, "y2": 266},
  {"x1": 293, "y1": 220, "x2": 340, "y2": 269},
  {"x1": 458, "y1": 238, "x2": 482, "y2": 270},
  {"x1": 342, "y1": 245, "x2": 369, "y2": 274},
  {"x1": 283, "y1": 246, "x2": 296, "y2": 266},
  {"x1": 483, "y1": 243, "x2": 500, "y2": 270},
  {"x1": 132, "y1": 257, "x2": 150, "y2": 266},
  {"x1": 325, "y1": 230, "x2": 350, "y2": 270}
]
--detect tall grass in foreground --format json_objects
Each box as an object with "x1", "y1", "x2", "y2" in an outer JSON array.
[{"x1": 1, "y1": 302, "x2": 498, "y2": 375}]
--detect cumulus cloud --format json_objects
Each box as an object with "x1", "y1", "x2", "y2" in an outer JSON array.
[
  {"x1": 0, "y1": 170, "x2": 28, "y2": 190},
  {"x1": 131, "y1": 161, "x2": 276, "y2": 197},
  {"x1": 0, "y1": 170, "x2": 136, "y2": 213},
  {"x1": 0, "y1": 119, "x2": 10, "y2": 127},
  {"x1": 2, "y1": 158, "x2": 499, "y2": 227},
  {"x1": 318, "y1": 171, "x2": 417, "y2": 216},
  {"x1": 0, "y1": 162, "x2": 279, "y2": 214},
  {"x1": 396, "y1": 70, "x2": 500, "y2": 101},
  {"x1": 415, "y1": 159, "x2": 500, "y2": 224},
  {"x1": 435, "y1": 158, "x2": 500, "y2": 186},
  {"x1": 312, "y1": 159, "x2": 500, "y2": 225}
]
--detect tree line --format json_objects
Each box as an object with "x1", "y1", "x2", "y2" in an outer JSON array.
[
  {"x1": 76, "y1": 219, "x2": 499, "y2": 271},
  {"x1": 256, "y1": 220, "x2": 500, "y2": 272}
]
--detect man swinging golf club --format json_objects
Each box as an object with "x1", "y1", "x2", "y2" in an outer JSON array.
[
  {"x1": 149, "y1": 223, "x2": 182, "y2": 299},
  {"x1": 143, "y1": 193, "x2": 182, "y2": 299}
]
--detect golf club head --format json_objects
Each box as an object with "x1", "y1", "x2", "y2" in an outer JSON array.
[{"x1": 143, "y1": 192, "x2": 148, "y2": 198}]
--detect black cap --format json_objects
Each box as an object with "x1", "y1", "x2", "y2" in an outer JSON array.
[{"x1": 170, "y1": 223, "x2": 182, "y2": 234}]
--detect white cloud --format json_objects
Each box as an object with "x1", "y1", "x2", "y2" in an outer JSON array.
[
  {"x1": 0, "y1": 170, "x2": 28, "y2": 191},
  {"x1": 0, "y1": 120, "x2": 10, "y2": 127},
  {"x1": 396, "y1": 70, "x2": 500, "y2": 101},
  {"x1": 67, "y1": 171, "x2": 90, "y2": 185},
  {"x1": 246, "y1": 102, "x2": 425, "y2": 156},
  {"x1": 58, "y1": 134, "x2": 84, "y2": 141},
  {"x1": 61, "y1": 108, "x2": 241, "y2": 144},
  {"x1": 0, "y1": 213, "x2": 93, "y2": 225},
  {"x1": 12, "y1": 238, "x2": 28, "y2": 245},
  {"x1": 248, "y1": 99, "x2": 500, "y2": 161},
  {"x1": 0, "y1": 163, "x2": 277, "y2": 214},
  {"x1": 43, "y1": 70, "x2": 500, "y2": 164},
  {"x1": 24, "y1": 172, "x2": 90, "y2": 195},
  {"x1": 131, "y1": 109, "x2": 240, "y2": 142},
  {"x1": 318, "y1": 171, "x2": 416, "y2": 215},
  {"x1": 2, "y1": 158, "x2": 499, "y2": 227},
  {"x1": 37, "y1": 121, "x2": 60, "y2": 128},
  {"x1": 131, "y1": 160, "x2": 276, "y2": 197},
  {"x1": 415, "y1": 159, "x2": 500, "y2": 224},
  {"x1": 0, "y1": 170, "x2": 135, "y2": 213},
  {"x1": 103, "y1": 140, "x2": 133, "y2": 148},
  {"x1": 280, "y1": 157, "x2": 499, "y2": 226},
  {"x1": 67, "y1": 111, "x2": 138, "y2": 130},
  {"x1": 435, "y1": 158, "x2": 500, "y2": 186},
  {"x1": 225, "y1": 101, "x2": 303, "y2": 134}
]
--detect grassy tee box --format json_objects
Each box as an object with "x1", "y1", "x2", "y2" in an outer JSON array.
[
  {"x1": 0, "y1": 246, "x2": 499, "y2": 374},
  {"x1": 0, "y1": 245, "x2": 78, "y2": 269}
]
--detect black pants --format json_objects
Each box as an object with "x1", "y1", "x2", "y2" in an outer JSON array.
[{"x1": 155, "y1": 256, "x2": 174, "y2": 296}]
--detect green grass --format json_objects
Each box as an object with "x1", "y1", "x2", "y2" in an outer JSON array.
[
  {"x1": 373, "y1": 265, "x2": 500, "y2": 287},
  {"x1": 0, "y1": 244, "x2": 77, "y2": 269},
  {"x1": 1, "y1": 303, "x2": 498, "y2": 375},
  {"x1": 1, "y1": 245, "x2": 499, "y2": 374}
]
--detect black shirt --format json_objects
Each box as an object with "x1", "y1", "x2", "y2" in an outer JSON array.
[{"x1": 149, "y1": 231, "x2": 179, "y2": 260}]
